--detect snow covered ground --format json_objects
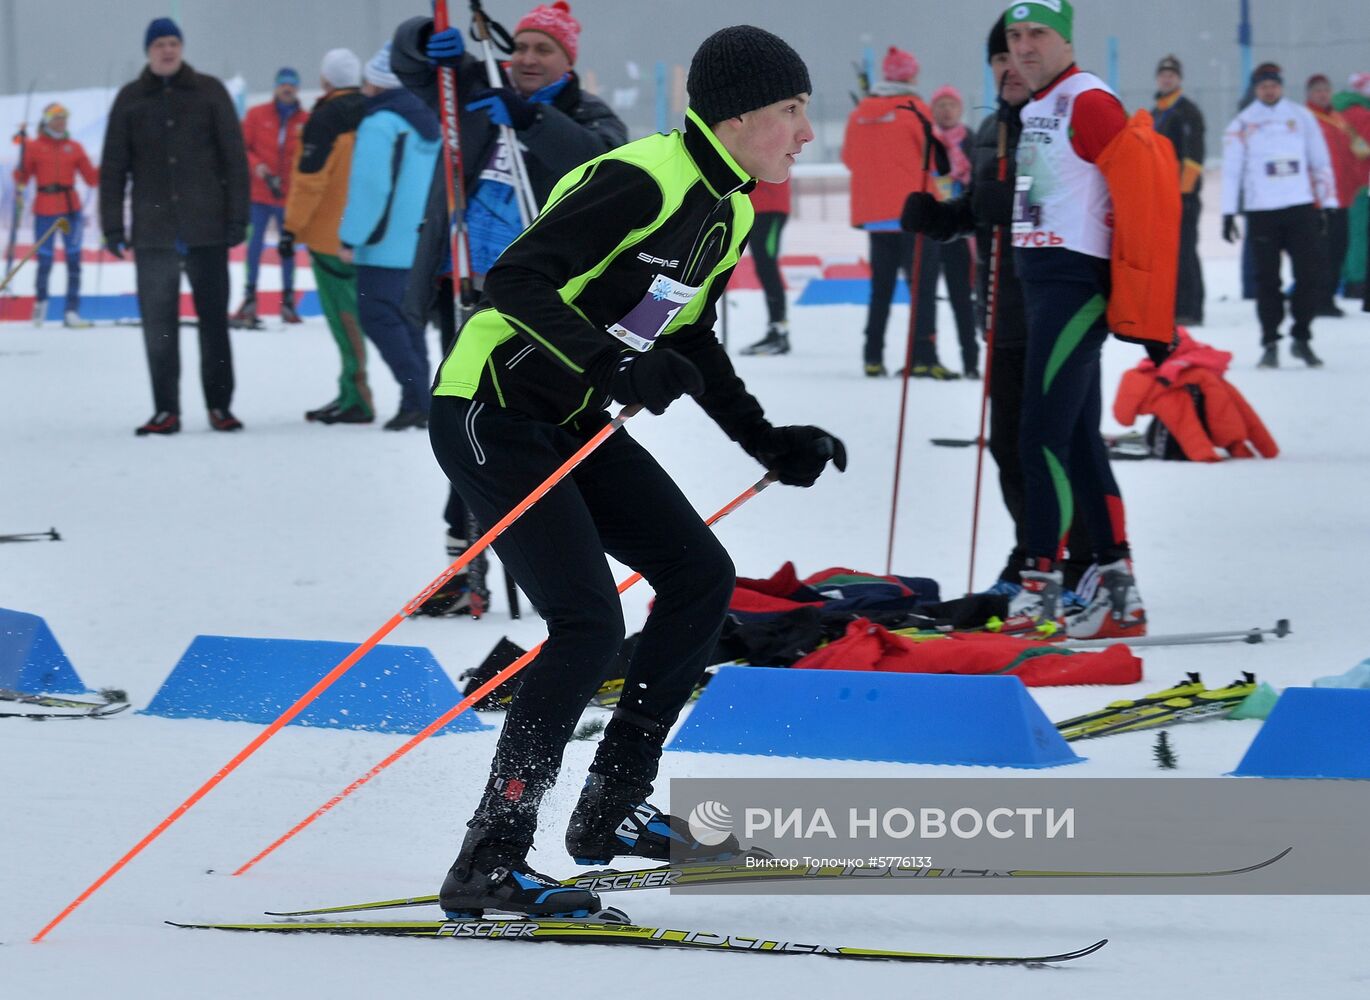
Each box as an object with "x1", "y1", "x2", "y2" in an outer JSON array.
[{"x1": 4, "y1": 248, "x2": 1369, "y2": 997}]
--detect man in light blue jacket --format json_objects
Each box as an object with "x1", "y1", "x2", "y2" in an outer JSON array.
[{"x1": 339, "y1": 44, "x2": 442, "y2": 430}]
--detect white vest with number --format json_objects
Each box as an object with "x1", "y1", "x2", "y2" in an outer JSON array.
[{"x1": 1013, "y1": 71, "x2": 1115, "y2": 259}]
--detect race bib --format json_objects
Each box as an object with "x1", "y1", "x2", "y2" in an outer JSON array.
[
  {"x1": 1011, "y1": 175, "x2": 1037, "y2": 235},
  {"x1": 605, "y1": 273, "x2": 701, "y2": 352},
  {"x1": 1264, "y1": 159, "x2": 1301, "y2": 178}
]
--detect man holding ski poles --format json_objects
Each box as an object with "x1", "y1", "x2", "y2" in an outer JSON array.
[
  {"x1": 391, "y1": 1, "x2": 627, "y2": 616},
  {"x1": 427, "y1": 25, "x2": 845, "y2": 919}
]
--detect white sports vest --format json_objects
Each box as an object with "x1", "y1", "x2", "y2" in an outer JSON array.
[{"x1": 1013, "y1": 71, "x2": 1116, "y2": 259}]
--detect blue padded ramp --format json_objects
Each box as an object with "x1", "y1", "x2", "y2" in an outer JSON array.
[
  {"x1": 667, "y1": 667, "x2": 1081, "y2": 768},
  {"x1": 0, "y1": 607, "x2": 88, "y2": 694},
  {"x1": 1231, "y1": 687, "x2": 1370, "y2": 779},
  {"x1": 142, "y1": 635, "x2": 490, "y2": 735}
]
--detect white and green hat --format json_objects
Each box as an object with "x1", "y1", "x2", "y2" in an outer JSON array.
[{"x1": 1004, "y1": 0, "x2": 1074, "y2": 43}]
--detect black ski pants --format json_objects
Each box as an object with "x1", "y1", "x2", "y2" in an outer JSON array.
[
  {"x1": 1247, "y1": 203, "x2": 1322, "y2": 344},
  {"x1": 1321, "y1": 206, "x2": 1349, "y2": 307},
  {"x1": 1016, "y1": 247, "x2": 1128, "y2": 566},
  {"x1": 751, "y1": 211, "x2": 788, "y2": 325},
  {"x1": 429, "y1": 397, "x2": 734, "y2": 841},
  {"x1": 940, "y1": 236, "x2": 978, "y2": 372},
  {"x1": 135, "y1": 245, "x2": 233, "y2": 413},
  {"x1": 862, "y1": 231, "x2": 941, "y2": 368},
  {"x1": 1176, "y1": 192, "x2": 1205, "y2": 322}
]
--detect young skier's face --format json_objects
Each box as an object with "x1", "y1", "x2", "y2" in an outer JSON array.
[
  {"x1": 990, "y1": 53, "x2": 1031, "y2": 106},
  {"x1": 719, "y1": 94, "x2": 814, "y2": 184},
  {"x1": 1005, "y1": 22, "x2": 1072, "y2": 92},
  {"x1": 147, "y1": 36, "x2": 184, "y2": 78},
  {"x1": 511, "y1": 32, "x2": 572, "y2": 96}
]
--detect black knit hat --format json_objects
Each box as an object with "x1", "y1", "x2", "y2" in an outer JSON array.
[
  {"x1": 987, "y1": 17, "x2": 1008, "y2": 63},
  {"x1": 687, "y1": 25, "x2": 811, "y2": 125},
  {"x1": 1156, "y1": 54, "x2": 1182, "y2": 77}
]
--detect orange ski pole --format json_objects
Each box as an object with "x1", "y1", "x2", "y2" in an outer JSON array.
[
  {"x1": 32, "y1": 405, "x2": 642, "y2": 943},
  {"x1": 232, "y1": 474, "x2": 776, "y2": 876}
]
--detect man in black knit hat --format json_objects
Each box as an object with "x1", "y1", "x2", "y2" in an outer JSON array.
[{"x1": 432, "y1": 25, "x2": 845, "y2": 920}]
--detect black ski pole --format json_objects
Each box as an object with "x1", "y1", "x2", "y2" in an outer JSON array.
[{"x1": 0, "y1": 527, "x2": 62, "y2": 543}]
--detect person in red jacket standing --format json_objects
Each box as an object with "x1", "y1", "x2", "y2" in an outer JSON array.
[
  {"x1": 232, "y1": 67, "x2": 309, "y2": 327},
  {"x1": 1307, "y1": 73, "x2": 1370, "y2": 316},
  {"x1": 12, "y1": 103, "x2": 99, "y2": 327},
  {"x1": 739, "y1": 178, "x2": 792, "y2": 355},
  {"x1": 842, "y1": 46, "x2": 955, "y2": 379}
]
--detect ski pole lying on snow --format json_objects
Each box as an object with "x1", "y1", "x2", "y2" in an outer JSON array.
[
  {"x1": 0, "y1": 526, "x2": 61, "y2": 543},
  {"x1": 231, "y1": 474, "x2": 776, "y2": 876},
  {"x1": 1059, "y1": 619, "x2": 1291, "y2": 650},
  {"x1": 31, "y1": 404, "x2": 643, "y2": 944},
  {"x1": 0, "y1": 216, "x2": 69, "y2": 295}
]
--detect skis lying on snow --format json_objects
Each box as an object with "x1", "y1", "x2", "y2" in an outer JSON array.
[
  {"x1": 265, "y1": 848, "x2": 1290, "y2": 918},
  {"x1": 0, "y1": 687, "x2": 130, "y2": 720},
  {"x1": 169, "y1": 913, "x2": 1107, "y2": 965},
  {"x1": 1059, "y1": 619, "x2": 1290, "y2": 650},
  {"x1": 1057, "y1": 673, "x2": 1258, "y2": 741}
]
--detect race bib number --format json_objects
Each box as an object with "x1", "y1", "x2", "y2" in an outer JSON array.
[
  {"x1": 1264, "y1": 159, "x2": 1301, "y2": 178},
  {"x1": 606, "y1": 273, "x2": 702, "y2": 352},
  {"x1": 1011, "y1": 175, "x2": 1037, "y2": 235}
]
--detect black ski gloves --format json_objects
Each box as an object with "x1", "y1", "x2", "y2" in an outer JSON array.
[
  {"x1": 1222, "y1": 214, "x2": 1240, "y2": 244},
  {"x1": 900, "y1": 192, "x2": 959, "y2": 241},
  {"x1": 103, "y1": 230, "x2": 127, "y2": 259},
  {"x1": 277, "y1": 230, "x2": 296, "y2": 257},
  {"x1": 610, "y1": 350, "x2": 704, "y2": 415},
  {"x1": 744, "y1": 425, "x2": 848, "y2": 487}
]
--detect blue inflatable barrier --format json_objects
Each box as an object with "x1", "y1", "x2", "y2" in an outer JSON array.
[
  {"x1": 1231, "y1": 687, "x2": 1370, "y2": 779},
  {"x1": 666, "y1": 667, "x2": 1081, "y2": 768},
  {"x1": 0, "y1": 608, "x2": 88, "y2": 694},
  {"x1": 142, "y1": 635, "x2": 490, "y2": 735}
]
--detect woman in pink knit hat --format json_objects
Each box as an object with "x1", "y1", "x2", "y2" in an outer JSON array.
[{"x1": 929, "y1": 84, "x2": 981, "y2": 377}]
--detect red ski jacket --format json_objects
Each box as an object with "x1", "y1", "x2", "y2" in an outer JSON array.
[
  {"x1": 749, "y1": 178, "x2": 791, "y2": 215},
  {"x1": 241, "y1": 101, "x2": 308, "y2": 206},
  {"x1": 12, "y1": 132, "x2": 99, "y2": 216}
]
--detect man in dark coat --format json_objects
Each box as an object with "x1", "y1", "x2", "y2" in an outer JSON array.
[
  {"x1": 391, "y1": 3, "x2": 628, "y2": 616},
  {"x1": 100, "y1": 18, "x2": 250, "y2": 436},
  {"x1": 1152, "y1": 54, "x2": 1207, "y2": 325}
]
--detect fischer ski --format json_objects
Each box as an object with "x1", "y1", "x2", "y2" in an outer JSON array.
[
  {"x1": 1053, "y1": 673, "x2": 1205, "y2": 733},
  {"x1": 0, "y1": 688, "x2": 130, "y2": 720},
  {"x1": 171, "y1": 916, "x2": 1107, "y2": 965},
  {"x1": 266, "y1": 848, "x2": 1290, "y2": 918},
  {"x1": 1061, "y1": 674, "x2": 1258, "y2": 741}
]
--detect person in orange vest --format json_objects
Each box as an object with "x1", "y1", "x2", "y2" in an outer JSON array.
[
  {"x1": 232, "y1": 67, "x2": 309, "y2": 328},
  {"x1": 842, "y1": 45, "x2": 956, "y2": 379},
  {"x1": 12, "y1": 103, "x2": 99, "y2": 327}
]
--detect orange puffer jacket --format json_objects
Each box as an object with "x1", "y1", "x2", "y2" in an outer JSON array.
[{"x1": 1114, "y1": 333, "x2": 1278, "y2": 462}]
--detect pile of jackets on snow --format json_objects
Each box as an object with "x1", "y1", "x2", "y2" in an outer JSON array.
[
  {"x1": 1114, "y1": 330, "x2": 1279, "y2": 462},
  {"x1": 460, "y1": 563, "x2": 1143, "y2": 707}
]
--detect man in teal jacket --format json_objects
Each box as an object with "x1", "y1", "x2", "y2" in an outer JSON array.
[
  {"x1": 339, "y1": 44, "x2": 441, "y2": 430},
  {"x1": 430, "y1": 25, "x2": 846, "y2": 921}
]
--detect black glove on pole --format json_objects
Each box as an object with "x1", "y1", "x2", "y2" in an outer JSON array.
[{"x1": 610, "y1": 351, "x2": 704, "y2": 415}]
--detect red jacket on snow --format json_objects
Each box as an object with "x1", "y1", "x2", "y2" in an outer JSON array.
[
  {"x1": 12, "y1": 132, "x2": 99, "y2": 216},
  {"x1": 241, "y1": 101, "x2": 308, "y2": 206},
  {"x1": 1114, "y1": 330, "x2": 1279, "y2": 462}
]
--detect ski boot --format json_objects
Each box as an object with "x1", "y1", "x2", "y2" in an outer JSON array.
[
  {"x1": 63, "y1": 309, "x2": 92, "y2": 329},
  {"x1": 1257, "y1": 343, "x2": 1279, "y2": 368},
  {"x1": 135, "y1": 411, "x2": 180, "y2": 436},
  {"x1": 906, "y1": 362, "x2": 962, "y2": 381},
  {"x1": 740, "y1": 322, "x2": 791, "y2": 356},
  {"x1": 280, "y1": 292, "x2": 303, "y2": 324},
  {"x1": 1064, "y1": 558, "x2": 1146, "y2": 639},
  {"x1": 32, "y1": 299, "x2": 47, "y2": 327},
  {"x1": 566, "y1": 772, "x2": 746, "y2": 866},
  {"x1": 1290, "y1": 340, "x2": 1323, "y2": 368},
  {"x1": 208, "y1": 408, "x2": 244, "y2": 432},
  {"x1": 997, "y1": 558, "x2": 1064, "y2": 635},
  {"x1": 439, "y1": 830, "x2": 607, "y2": 920},
  {"x1": 229, "y1": 289, "x2": 261, "y2": 330},
  {"x1": 413, "y1": 532, "x2": 490, "y2": 617},
  {"x1": 383, "y1": 408, "x2": 428, "y2": 431},
  {"x1": 863, "y1": 362, "x2": 887, "y2": 377}
]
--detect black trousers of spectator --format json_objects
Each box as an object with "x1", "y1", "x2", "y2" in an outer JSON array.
[
  {"x1": 429, "y1": 396, "x2": 734, "y2": 842},
  {"x1": 988, "y1": 341, "x2": 1093, "y2": 589},
  {"x1": 1247, "y1": 203, "x2": 1323, "y2": 344},
  {"x1": 940, "y1": 236, "x2": 978, "y2": 373},
  {"x1": 135, "y1": 245, "x2": 233, "y2": 414},
  {"x1": 751, "y1": 211, "x2": 787, "y2": 325},
  {"x1": 863, "y1": 231, "x2": 941, "y2": 368},
  {"x1": 1176, "y1": 192, "x2": 1205, "y2": 322},
  {"x1": 1320, "y1": 207, "x2": 1349, "y2": 308}
]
